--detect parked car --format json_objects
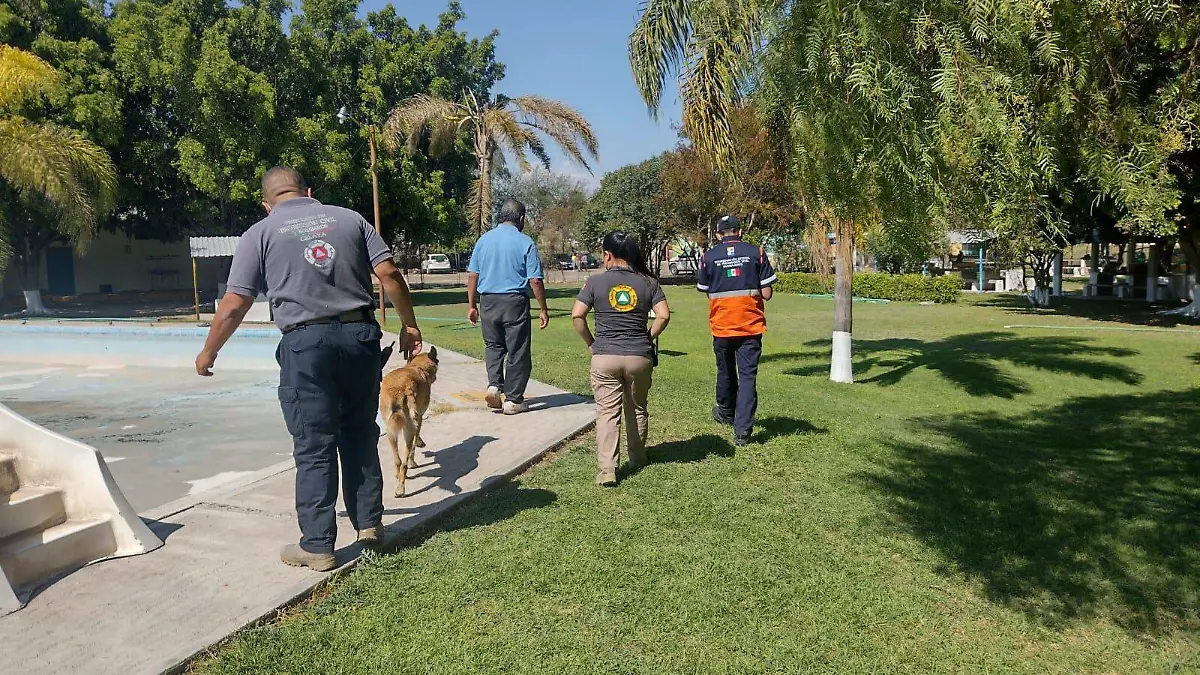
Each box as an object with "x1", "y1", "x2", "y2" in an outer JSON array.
[
  {"x1": 580, "y1": 253, "x2": 601, "y2": 269},
  {"x1": 420, "y1": 253, "x2": 453, "y2": 274},
  {"x1": 668, "y1": 254, "x2": 700, "y2": 276},
  {"x1": 555, "y1": 254, "x2": 576, "y2": 271}
]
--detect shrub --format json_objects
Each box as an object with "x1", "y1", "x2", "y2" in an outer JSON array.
[{"x1": 774, "y1": 272, "x2": 961, "y2": 303}]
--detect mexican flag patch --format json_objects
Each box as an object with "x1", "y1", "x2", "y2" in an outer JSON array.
[{"x1": 726, "y1": 268, "x2": 742, "y2": 278}]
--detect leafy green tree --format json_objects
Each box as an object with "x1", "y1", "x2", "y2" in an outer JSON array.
[
  {"x1": 0, "y1": 45, "x2": 116, "y2": 313},
  {"x1": 632, "y1": 0, "x2": 1200, "y2": 379},
  {"x1": 583, "y1": 157, "x2": 673, "y2": 272}
]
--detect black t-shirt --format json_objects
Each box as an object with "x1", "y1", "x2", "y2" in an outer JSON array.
[{"x1": 577, "y1": 268, "x2": 667, "y2": 358}]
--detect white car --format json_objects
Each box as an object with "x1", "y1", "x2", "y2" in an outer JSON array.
[
  {"x1": 420, "y1": 253, "x2": 452, "y2": 274},
  {"x1": 668, "y1": 254, "x2": 700, "y2": 275}
]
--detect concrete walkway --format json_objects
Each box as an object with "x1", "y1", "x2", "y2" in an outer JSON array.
[{"x1": 0, "y1": 344, "x2": 593, "y2": 675}]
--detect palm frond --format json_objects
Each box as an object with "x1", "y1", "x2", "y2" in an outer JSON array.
[
  {"x1": 0, "y1": 117, "x2": 117, "y2": 239},
  {"x1": 680, "y1": 1, "x2": 766, "y2": 170},
  {"x1": 508, "y1": 95, "x2": 599, "y2": 173},
  {"x1": 629, "y1": 0, "x2": 694, "y2": 118},
  {"x1": 485, "y1": 107, "x2": 540, "y2": 174},
  {"x1": 382, "y1": 94, "x2": 464, "y2": 156},
  {"x1": 0, "y1": 45, "x2": 61, "y2": 111},
  {"x1": 630, "y1": 0, "x2": 767, "y2": 171}
]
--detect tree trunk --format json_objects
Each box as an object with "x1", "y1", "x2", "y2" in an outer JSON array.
[
  {"x1": 18, "y1": 234, "x2": 50, "y2": 316},
  {"x1": 474, "y1": 127, "x2": 492, "y2": 235},
  {"x1": 1164, "y1": 226, "x2": 1200, "y2": 317},
  {"x1": 830, "y1": 216, "x2": 854, "y2": 383}
]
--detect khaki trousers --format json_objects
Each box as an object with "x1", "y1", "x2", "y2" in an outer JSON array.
[{"x1": 589, "y1": 354, "x2": 654, "y2": 472}]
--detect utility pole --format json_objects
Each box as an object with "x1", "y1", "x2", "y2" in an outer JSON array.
[{"x1": 369, "y1": 125, "x2": 387, "y2": 325}]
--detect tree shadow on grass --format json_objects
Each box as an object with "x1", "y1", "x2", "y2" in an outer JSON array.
[
  {"x1": 382, "y1": 482, "x2": 558, "y2": 553},
  {"x1": 864, "y1": 388, "x2": 1200, "y2": 636},
  {"x1": 754, "y1": 416, "x2": 827, "y2": 443},
  {"x1": 1189, "y1": 352, "x2": 1200, "y2": 365},
  {"x1": 648, "y1": 434, "x2": 735, "y2": 465},
  {"x1": 975, "y1": 294, "x2": 1196, "y2": 327},
  {"x1": 760, "y1": 350, "x2": 826, "y2": 364},
  {"x1": 787, "y1": 333, "x2": 1142, "y2": 398}
]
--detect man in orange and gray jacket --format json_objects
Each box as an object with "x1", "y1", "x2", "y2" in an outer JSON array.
[{"x1": 696, "y1": 215, "x2": 777, "y2": 446}]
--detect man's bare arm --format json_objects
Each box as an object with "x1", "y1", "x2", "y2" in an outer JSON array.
[
  {"x1": 467, "y1": 272, "x2": 480, "y2": 325},
  {"x1": 374, "y1": 260, "x2": 422, "y2": 353},
  {"x1": 196, "y1": 292, "x2": 254, "y2": 376},
  {"x1": 529, "y1": 278, "x2": 549, "y2": 330}
]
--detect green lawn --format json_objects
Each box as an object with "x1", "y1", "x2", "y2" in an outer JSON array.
[{"x1": 197, "y1": 287, "x2": 1199, "y2": 674}]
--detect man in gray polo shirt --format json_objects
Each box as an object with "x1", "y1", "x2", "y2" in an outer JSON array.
[{"x1": 195, "y1": 166, "x2": 422, "y2": 571}]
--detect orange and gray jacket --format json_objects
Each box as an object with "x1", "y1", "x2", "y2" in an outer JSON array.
[{"x1": 696, "y1": 236, "x2": 777, "y2": 338}]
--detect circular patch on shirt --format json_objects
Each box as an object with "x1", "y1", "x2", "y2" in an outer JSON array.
[
  {"x1": 304, "y1": 240, "x2": 336, "y2": 269},
  {"x1": 608, "y1": 284, "x2": 638, "y2": 312}
]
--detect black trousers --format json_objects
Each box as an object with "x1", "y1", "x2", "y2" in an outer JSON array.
[
  {"x1": 713, "y1": 335, "x2": 762, "y2": 437},
  {"x1": 277, "y1": 320, "x2": 384, "y2": 554},
  {"x1": 480, "y1": 293, "x2": 532, "y2": 403}
]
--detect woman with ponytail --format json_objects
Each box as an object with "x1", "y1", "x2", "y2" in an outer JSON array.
[{"x1": 571, "y1": 231, "x2": 671, "y2": 486}]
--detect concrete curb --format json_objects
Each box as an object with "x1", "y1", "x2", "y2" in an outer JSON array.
[{"x1": 161, "y1": 415, "x2": 595, "y2": 675}]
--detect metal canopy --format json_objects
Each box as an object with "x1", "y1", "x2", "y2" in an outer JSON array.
[{"x1": 189, "y1": 237, "x2": 239, "y2": 259}]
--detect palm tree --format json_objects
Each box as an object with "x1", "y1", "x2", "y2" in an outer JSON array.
[
  {"x1": 628, "y1": 0, "x2": 770, "y2": 172},
  {"x1": 629, "y1": 1, "x2": 862, "y2": 385},
  {"x1": 384, "y1": 91, "x2": 598, "y2": 233},
  {"x1": 0, "y1": 45, "x2": 117, "y2": 314}
]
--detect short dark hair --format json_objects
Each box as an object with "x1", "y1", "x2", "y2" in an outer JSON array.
[
  {"x1": 498, "y1": 199, "x2": 526, "y2": 225},
  {"x1": 261, "y1": 166, "x2": 306, "y2": 203},
  {"x1": 716, "y1": 214, "x2": 741, "y2": 232}
]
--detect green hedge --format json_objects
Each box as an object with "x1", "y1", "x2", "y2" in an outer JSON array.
[{"x1": 774, "y1": 272, "x2": 962, "y2": 303}]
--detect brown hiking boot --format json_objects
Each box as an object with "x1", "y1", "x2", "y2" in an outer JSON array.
[
  {"x1": 596, "y1": 469, "x2": 617, "y2": 487},
  {"x1": 280, "y1": 544, "x2": 336, "y2": 572},
  {"x1": 357, "y1": 526, "x2": 383, "y2": 549}
]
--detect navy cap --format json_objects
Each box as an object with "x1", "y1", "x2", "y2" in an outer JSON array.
[{"x1": 716, "y1": 215, "x2": 740, "y2": 232}]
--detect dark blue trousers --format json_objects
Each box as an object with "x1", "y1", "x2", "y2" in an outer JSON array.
[
  {"x1": 713, "y1": 335, "x2": 762, "y2": 437},
  {"x1": 277, "y1": 320, "x2": 384, "y2": 554}
]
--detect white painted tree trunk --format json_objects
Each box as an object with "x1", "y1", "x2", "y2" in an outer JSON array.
[
  {"x1": 1027, "y1": 287, "x2": 1051, "y2": 307},
  {"x1": 1159, "y1": 274, "x2": 1199, "y2": 317},
  {"x1": 22, "y1": 290, "x2": 49, "y2": 316},
  {"x1": 830, "y1": 216, "x2": 854, "y2": 383},
  {"x1": 830, "y1": 331, "x2": 853, "y2": 383}
]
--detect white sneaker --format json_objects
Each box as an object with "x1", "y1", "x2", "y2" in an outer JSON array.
[
  {"x1": 485, "y1": 386, "x2": 503, "y2": 410},
  {"x1": 502, "y1": 400, "x2": 529, "y2": 415}
]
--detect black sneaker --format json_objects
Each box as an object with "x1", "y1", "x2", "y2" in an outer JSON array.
[
  {"x1": 734, "y1": 433, "x2": 752, "y2": 447},
  {"x1": 712, "y1": 407, "x2": 733, "y2": 426}
]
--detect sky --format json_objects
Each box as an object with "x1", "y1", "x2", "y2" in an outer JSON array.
[{"x1": 359, "y1": 0, "x2": 684, "y2": 189}]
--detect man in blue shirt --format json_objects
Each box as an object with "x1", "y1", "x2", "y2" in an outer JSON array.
[{"x1": 467, "y1": 199, "x2": 548, "y2": 415}]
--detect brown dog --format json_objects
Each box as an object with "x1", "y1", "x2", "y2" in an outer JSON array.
[{"x1": 379, "y1": 346, "x2": 439, "y2": 497}]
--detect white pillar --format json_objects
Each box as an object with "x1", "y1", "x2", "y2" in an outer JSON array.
[
  {"x1": 1146, "y1": 245, "x2": 1159, "y2": 302},
  {"x1": 1088, "y1": 240, "x2": 1100, "y2": 296},
  {"x1": 1052, "y1": 253, "x2": 1063, "y2": 296}
]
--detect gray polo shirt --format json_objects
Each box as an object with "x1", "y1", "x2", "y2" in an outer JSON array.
[
  {"x1": 225, "y1": 197, "x2": 392, "y2": 330},
  {"x1": 577, "y1": 268, "x2": 666, "y2": 358}
]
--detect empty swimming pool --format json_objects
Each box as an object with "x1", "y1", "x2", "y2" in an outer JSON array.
[{"x1": 0, "y1": 323, "x2": 291, "y2": 511}]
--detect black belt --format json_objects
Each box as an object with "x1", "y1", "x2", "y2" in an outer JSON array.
[{"x1": 281, "y1": 308, "x2": 372, "y2": 334}]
